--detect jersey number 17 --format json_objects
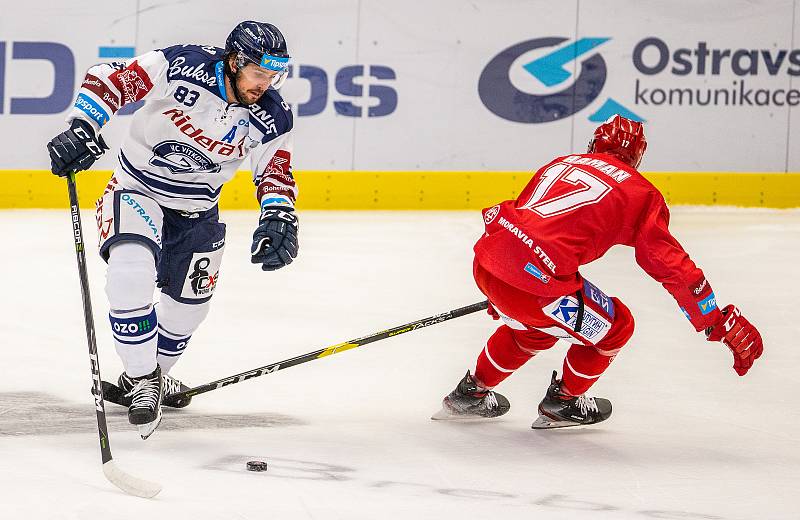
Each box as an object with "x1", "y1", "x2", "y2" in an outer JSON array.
[{"x1": 518, "y1": 162, "x2": 611, "y2": 218}]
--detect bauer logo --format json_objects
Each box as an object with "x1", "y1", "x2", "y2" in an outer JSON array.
[{"x1": 479, "y1": 37, "x2": 642, "y2": 124}]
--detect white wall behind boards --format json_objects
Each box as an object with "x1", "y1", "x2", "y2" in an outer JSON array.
[{"x1": 1, "y1": 0, "x2": 797, "y2": 172}]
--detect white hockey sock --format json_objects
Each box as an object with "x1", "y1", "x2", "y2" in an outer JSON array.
[
  {"x1": 109, "y1": 307, "x2": 159, "y2": 378},
  {"x1": 105, "y1": 242, "x2": 158, "y2": 378},
  {"x1": 155, "y1": 294, "x2": 210, "y2": 374}
]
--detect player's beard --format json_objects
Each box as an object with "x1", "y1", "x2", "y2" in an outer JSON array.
[
  {"x1": 225, "y1": 61, "x2": 263, "y2": 105},
  {"x1": 232, "y1": 73, "x2": 260, "y2": 105}
]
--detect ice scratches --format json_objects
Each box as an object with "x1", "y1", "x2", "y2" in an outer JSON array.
[
  {"x1": 0, "y1": 392, "x2": 304, "y2": 436},
  {"x1": 206, "y1": 456, "x2": 728, "y2": 520}
]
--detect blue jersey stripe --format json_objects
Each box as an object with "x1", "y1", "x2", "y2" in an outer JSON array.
[{"x1": 119, "y1": 153, "x2": 222, "y2": 200}]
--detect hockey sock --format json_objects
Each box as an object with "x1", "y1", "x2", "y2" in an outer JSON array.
[
  {"x1": 156, "y1": 326, "x2": 191, "y2": 373},
  {"x1": 154, "y1": 295, "x2": 210, "y2": 374},
  {"x1": 474, "y1": 325, "x2": 557, "y2": 389},
  {"x1": 561, "y1": 296, "x2": 635, "y2": 395},
  {"x1": 560, "y1": 345, "x2": 614, "y2": 396},
  {"x1": 110, "y1": 306, "x2": 158, "y2": 378}
]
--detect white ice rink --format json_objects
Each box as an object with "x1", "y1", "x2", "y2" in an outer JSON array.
[{"x1": 1, "y1": 208, "x2": 799, "y2": 519}]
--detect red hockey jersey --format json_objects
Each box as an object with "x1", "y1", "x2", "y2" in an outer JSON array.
[{"x1": 474, "y1": 153, "x2": 721, "y2": 332}]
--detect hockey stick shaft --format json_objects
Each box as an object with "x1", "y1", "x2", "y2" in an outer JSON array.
[
  {"x1": 67, "y1": 173, "x2": 113, "y2": 464},
  {"x1": 173, "y1": 300, "x2": 489, "y2": 400},
  {"x1": 66, "y1": 174, "x2": 161, "y2": 498}
]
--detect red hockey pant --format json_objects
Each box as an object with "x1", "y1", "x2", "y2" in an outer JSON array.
[{"x1": 472, "y1": 262, "x2": 635, "y2": 396}]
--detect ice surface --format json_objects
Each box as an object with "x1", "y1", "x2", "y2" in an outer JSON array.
[{"x1": 1, "y1": 208, "x2": 798, "y2": 519}]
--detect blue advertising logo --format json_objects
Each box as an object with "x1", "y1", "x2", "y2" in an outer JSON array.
[
  {"x1": 74, "y1": 93, "x2": 109, "y2": 126},
  {"x1": 552, "y1": 297, "x2": 579, "y2": 323},
  {"x1": 479, "y1": 37, "x2": 642, "y2": 124},
  {"x1": 698, "y1": 293, "x2": 718, "y2": 315},
  {"x1": 0, "y1": 42, "x2": 397, "y2": 119},
  {"x1": 523, "y1": 262, "x2": 550, "y2": 284}
]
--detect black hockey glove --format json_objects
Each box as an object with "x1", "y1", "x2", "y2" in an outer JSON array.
[
  {"x1": 251, "y1": 208, "x2": 299, "y2": 271},
  {"x1": 47, "y1": 119, "x2": 109, "y2": 177}
]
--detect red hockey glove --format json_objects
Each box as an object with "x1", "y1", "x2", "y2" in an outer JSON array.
[{"x1": 705, "y1": 305, "x2": 763, "y2": 376}]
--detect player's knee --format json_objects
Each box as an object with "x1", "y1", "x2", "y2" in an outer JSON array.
[
  {"x1": 510, "y1": 326, "x2": 559, "y2": 354},
  {"x1": 105, "y1": 241, "x2": 157, "y2": 311},
  {"x1": 595, "y1": 297, "x2": 635, "y2": 354},
  {"x1": 157, "y1": 293, "x2": 211, "y2": 335}
]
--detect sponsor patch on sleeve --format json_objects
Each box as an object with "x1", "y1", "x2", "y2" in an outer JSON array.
[
  {"x1": 690, "y1": 276, "x2": 710, "y2": 296},
  {"x1": 74, "y1": 93, "x2": 110, "y2": 127},
  {"x1": 697, "y1": 292, "x2": 718, "y2": 315}
]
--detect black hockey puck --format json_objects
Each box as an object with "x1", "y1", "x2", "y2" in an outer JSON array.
[{"x1": 246, "y1": 460, "x2": 268, "y2": 472}]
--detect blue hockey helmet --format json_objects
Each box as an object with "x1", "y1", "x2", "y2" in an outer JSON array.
[{"x1": 225, "y1": 21, "x2": 290, "y2": 87}]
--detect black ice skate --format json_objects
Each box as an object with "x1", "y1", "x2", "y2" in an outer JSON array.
[
  {"x1": 119, "y1": 366, "x2": 164, "y2": 440},
  {"x1": 103, "y1": 372, "x2": 191, "y2": 409},
  {"x1": 431, "y1": 371, "x2": 510, "y2": 420},
  {"x1": 531, "y1": 371, "x2": 612, "y2": 429},
  {"x1": 161, "y1": 374, "x2": 192, "y2": 408}
]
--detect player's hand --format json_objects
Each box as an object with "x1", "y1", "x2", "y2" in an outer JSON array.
[
  {"x1": 251, "y1": 208, "x2": 299, "y2": 271},
  {"x1": 47, "y1": 119, "x2": 108, "y2": 177},
  {"x1": 705, "y1": 304, "x2": 763, "y2": 376}
]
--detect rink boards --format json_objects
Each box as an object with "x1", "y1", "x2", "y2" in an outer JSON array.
[{"x1": 2, "y1": 170, "x2": 799, "y2": 209}]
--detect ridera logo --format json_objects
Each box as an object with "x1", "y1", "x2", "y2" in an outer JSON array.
[{"x1": 479, "y1": 37, "x2": 642, "y2": 124}]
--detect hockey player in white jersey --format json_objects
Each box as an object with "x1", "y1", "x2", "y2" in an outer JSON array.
[{"x1": 46, "y1": 21, "x2": 299, "y2": 439}]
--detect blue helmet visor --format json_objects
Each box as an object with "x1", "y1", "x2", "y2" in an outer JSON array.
[{"x1": 260, "y1": 53, "x2": 290, "y2": 72}]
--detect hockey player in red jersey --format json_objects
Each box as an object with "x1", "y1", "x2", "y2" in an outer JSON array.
[{"x1": 432, "y1": 115, "x2": 764, "y2": 428}]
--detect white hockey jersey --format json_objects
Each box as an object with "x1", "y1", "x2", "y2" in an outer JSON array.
[{"x1": 67, "y1": 44, "x2": 297, "y2": 212}]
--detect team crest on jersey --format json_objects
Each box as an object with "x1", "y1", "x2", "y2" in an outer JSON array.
[
  {"x1": 265, "y1": 150, "x2": 291, "y2": 175},
  {"x1": 109, "y1": 61, "x2": 153, "y2": 104},
  {"x1": 484, "y1": 205, "x2": 500, "y2": 224},
  {"x1": 150, "y1": 140, "x2": 221, "y2": 174}
]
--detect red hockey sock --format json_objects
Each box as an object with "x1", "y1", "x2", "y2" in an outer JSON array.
[
  {"x1": 474, "y1": 325, "x2": 557, "y2": 389},
  {"x1": 561, "y1": 296, "x2": 635, "y2": 395},
  {"x1": 560, "y1": 345, "x2": 615, "y2": 396}
]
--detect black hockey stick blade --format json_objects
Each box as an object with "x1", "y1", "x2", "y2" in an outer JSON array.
[{"x1": 168, "y1": 300, "x2": 489, "y2": 401}]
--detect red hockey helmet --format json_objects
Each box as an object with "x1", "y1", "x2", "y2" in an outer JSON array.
[{"x1": 588, "y1": 115, "x2": 647, "y2": 169}]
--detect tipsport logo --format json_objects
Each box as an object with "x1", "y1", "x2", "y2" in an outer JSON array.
[{"x1": 478, "y1": 37, "x2": 642, "y2": 124}]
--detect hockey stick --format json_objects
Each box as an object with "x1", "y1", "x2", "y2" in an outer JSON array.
[
  {"x1": 66, "y1": 173, "x2": 161, "y2": 498},
  {"x1": 167, "y1": 300, "x2": 489, "y2": 401}
]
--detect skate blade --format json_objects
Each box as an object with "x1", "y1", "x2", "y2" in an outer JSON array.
[
  {"x1": 430, "y1": 406, "x2": 496, "y2": 421},
  {"x1": 137, "y1": 409, "x2": 163, "y2": 440},
  {"x1": 531, "y1": 414, "x2": 581, "y2": 429}
]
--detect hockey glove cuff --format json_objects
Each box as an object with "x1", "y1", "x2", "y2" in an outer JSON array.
[{"x1": 251, "y1": 208, "x2": 299, "y2": 271}]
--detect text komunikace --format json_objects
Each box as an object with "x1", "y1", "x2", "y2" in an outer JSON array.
[{"x1": 634, "y1": 79, "x2": 800, "y2": 107}]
